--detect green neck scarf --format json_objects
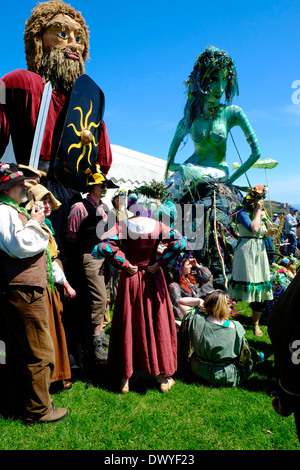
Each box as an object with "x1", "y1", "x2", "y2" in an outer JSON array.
[
  {"x1": 44, "y1": 217, "x2": 55, "y2": 235},
  {"x1": 0, "y1": 195, "x2": 30, "y2": 218},
  {"x1": 0, "y1": 194, "x2": 55, "y2": 293}
]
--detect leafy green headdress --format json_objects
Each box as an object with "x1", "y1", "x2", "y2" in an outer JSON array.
[{"x1": 133, "y1": 180, "x2": 172, "y2": 201}]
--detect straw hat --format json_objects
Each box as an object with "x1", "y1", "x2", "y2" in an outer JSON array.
[{"x1": 25, "y1": 184, "x2": 61, "y2": 211}]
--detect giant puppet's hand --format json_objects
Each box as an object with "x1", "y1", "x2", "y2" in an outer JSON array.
[{"x1": 226, "y1": 107, "x2": 261, "y2": 185}]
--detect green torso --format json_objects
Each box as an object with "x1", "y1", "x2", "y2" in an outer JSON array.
[{"x1": 186, "y1": 105, "x2": 248, "y2": 172}]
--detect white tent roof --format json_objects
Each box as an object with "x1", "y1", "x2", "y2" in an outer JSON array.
[
  {"x1": 102, "y1": 144, "x2": 167, "y2": 208},
  {"x1": 107, "y1": 144, "x2": 166, "y2": 187},
  {"x1": 2, "y1": 139, "x2": 167, "y2": 208}
]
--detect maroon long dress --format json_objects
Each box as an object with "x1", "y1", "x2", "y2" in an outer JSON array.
[{"x1": 93, "y1": 217, "x2": 187, "y2": 379}]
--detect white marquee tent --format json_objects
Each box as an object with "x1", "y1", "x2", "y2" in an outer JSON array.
[
  {"x1": 2, "y1": 139, "x2": 168, "y2": 208},
  {"x1": 103, "y1": 144, "x2": 167, "y2": 207}
]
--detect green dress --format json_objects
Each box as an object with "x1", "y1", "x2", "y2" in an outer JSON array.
[
  {"x1": 185, "y1": 309, "x2": 253, "y2": 387},
  {"x1": 228, "y1": 219, "x2": 273, "y2": 303}
]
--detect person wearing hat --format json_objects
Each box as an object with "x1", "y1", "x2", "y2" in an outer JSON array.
[
  {"x1": 228, "y1": 185, "x2": 276, "y2": 336},
  {"x1": 284, "y1": 207, "x2": 298, "y2": 256},
  {"x1": 108, "y1": 189, "x2": 133, "y2": 227},
  {"x1": 0, "y1": 162, "x2": 68, "y2": 424},
  {"x1": 107, "y1": 190, "x2": 133, "y2": 311},
  {"x1": 26, "y1": 184, "x2": 76, "y2": 392},
  {"x1": 66, "y1": 165, "x2": 118, "y2": 364}
]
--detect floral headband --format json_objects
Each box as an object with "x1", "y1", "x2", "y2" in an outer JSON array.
[
  {"x1": 243, "y1": 185, "x2": 267, "y2": 211},
  {"x1": 245, "y1": 184, "x2": 267, "y2": 200},
  {"x1": 113, "y1": 189, "x2": 128, "y2": 199},
  {"x1": 0, "y1": 162, "x2": 38, "y2": 190},
  {"x1": 0, "y1": 163, "x2": 24, "y2": 181}
]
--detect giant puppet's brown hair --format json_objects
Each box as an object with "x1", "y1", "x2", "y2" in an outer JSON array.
[{"x1": 24, "y1": 0, "x2": 90, "y2": 74}]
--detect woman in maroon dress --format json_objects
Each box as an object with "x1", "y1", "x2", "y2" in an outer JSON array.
[{"x1": 92, "y1": 195, "x2": 187, "y2": 393}]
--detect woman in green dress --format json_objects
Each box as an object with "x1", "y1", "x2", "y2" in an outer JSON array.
[
  {"x1": 164, "y1": 45, "x2": 261, "y2": 202},
  {"x1": 228, "y1": 185, "x2": 276, "y2": 336},
  {"x1": 183, "y1": 290, "x2": 254, "y2": 387}
]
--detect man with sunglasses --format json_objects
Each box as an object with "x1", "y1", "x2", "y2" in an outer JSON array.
[{"x1": 67, "y1": 166, "x2": 118, "y2": 364}]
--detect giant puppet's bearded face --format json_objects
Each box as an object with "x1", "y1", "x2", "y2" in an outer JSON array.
[
  {"x1": 24, "y1": 0, "x2": 90, "y2": 94},
  {"x1": 39, "y1": 14, "x2": 86, "y2": 92}
]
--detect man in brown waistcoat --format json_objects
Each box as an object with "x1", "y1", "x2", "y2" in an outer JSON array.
[{"x1": 0, "y1": 162, "x2": 68, "y2": 424}]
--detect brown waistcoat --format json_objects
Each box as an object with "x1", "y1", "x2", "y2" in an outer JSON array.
[{"x1": 0, "y1": 203, "x2": 47, "y2": 289}]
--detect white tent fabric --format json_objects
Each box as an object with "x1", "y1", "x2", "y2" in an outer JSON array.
[
  {"x1": 102, "y1": 144, "x2": 167, "y2": 208},
  {"x1": 107, "y1": 144, "x2": 167, "y2": 187},
  {"x1": 1, "y1": 139, "x2": 168, "y2": 208}
]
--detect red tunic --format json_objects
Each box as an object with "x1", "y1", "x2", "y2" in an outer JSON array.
[
  {"x1": 0, "y1": 69, "x2": 112, "y2": 175},
  {"x1": 94, "y1": 218, "x2": 187, "y2": 379}
]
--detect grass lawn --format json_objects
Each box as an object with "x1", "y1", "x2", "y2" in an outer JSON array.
[{"x1": 0, "y1": 302, "x2": 299, "y2": 451}]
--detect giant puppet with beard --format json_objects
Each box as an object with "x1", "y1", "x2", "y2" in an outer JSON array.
[{"x1": 0, "y1": 0, "x2": 112, "y2": 251}]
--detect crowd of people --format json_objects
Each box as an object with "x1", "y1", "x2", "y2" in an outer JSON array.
[
  {"x1": 0, "y1": 0, "x2": 298, "y2": 442},
  {"x1": 0, "y1": 160, "x2": 299, "y2": 438}
]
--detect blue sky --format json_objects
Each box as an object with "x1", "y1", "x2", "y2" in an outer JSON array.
[{"x1": 1, "y1": 0, "x2": 300, "y2": 204}]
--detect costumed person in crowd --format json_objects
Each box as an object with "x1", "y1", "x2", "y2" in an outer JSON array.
[
  {"x1": 284, "y1": 207, "x2": 298, "y2": 256},
  {"x1": 169, "y1": 253, "x2": 214, "y2": 320},
  {"x1": 107, "y1": 189, "x2": 133, "y2": 308},
  {"x1": 268, "y1": 272, "x2": 300, "y2": 442},
  {"x1": 26, "y1": 184, "x2": 76, "y2": 391},
  {"x1": 66, "y1": 165, "x2": 118, "y2": 365},
  {"x1": 228, "y1": 184, "x2": 276, "y2": 336},
  {"x1": 260, "y1": 257, "x2": 295, "y2": 325},
  {"x1": 182, "y1": 290, "x2": 256, "y2": 387},
  {"x1": 278, "y1": 256, "x2": 297, "y2": 280},
  {"x1": 107, "y1": 189, "x2": 133, "y2": 227},
  {"x1": 131, "y1": 180, "x2": 179, "y2": 286},
  {"x1": 0, "y1": 0, "x2": 112, "y2": 255},
  {"x1": 132, "y1": 180, "x2": 178, "y2": 229},
  {"x1": 0, "y1": 162, "x2": 68, "y2": 424},
  {"x1": 92, "y1": 193, "x2": 188, "y2": 394}
]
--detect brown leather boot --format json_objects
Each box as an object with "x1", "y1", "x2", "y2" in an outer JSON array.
[{"x1": 26, "y1": 404, "x2": 68, "y2": 425}]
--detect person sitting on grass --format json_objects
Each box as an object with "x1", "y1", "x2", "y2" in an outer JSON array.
[
  {"x1": 181, "y1": 289, "x2": 260, "y2": 387},
  {"x1": 168, "y1": 253, "x2": 214, "y2": 320}
]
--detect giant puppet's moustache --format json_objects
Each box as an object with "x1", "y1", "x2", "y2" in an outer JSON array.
[{"x1": 39, "y1": 46, "x2": 86, "y2": 92}]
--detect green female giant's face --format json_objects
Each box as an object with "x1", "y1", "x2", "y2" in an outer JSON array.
[{"x1": 207, "y1": 69, "x2": 228, "y2": 107}]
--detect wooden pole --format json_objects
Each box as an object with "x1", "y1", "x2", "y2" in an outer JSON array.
[
  {"x1": 265, "y1": 168, "x2": 273, "y2": 219},
  {"x1": 213, "y1": 190, "x2": 228, "y2": 289}
]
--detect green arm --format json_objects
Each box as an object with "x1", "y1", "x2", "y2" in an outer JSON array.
[
  {"x1": 226, "y1": 106, "x2": 261, "y2": 185},
  {"x1": 164, "y1": 123, "x2": 185, "y2": 179}
]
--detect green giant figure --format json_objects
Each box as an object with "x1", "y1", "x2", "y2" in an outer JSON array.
[{"x1": 165, "y1": 45, "x2": 260, "y2": 201}]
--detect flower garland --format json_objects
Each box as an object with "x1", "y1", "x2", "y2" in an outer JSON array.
[{"x1": 199, "y1": 104, "x2": 226, "y2": 120}]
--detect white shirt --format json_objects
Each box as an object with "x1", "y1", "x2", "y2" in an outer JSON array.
[
  {"x1": 0, "y1": 204, "x2": 49, "y2": 259},
  {"x1": 284, "y1": 213, "x2": 297, "y2": 235}
]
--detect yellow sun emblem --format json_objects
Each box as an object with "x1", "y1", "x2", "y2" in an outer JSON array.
[{"x1": 67, "y1": 101, "x2": 101, "y2": 172}]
